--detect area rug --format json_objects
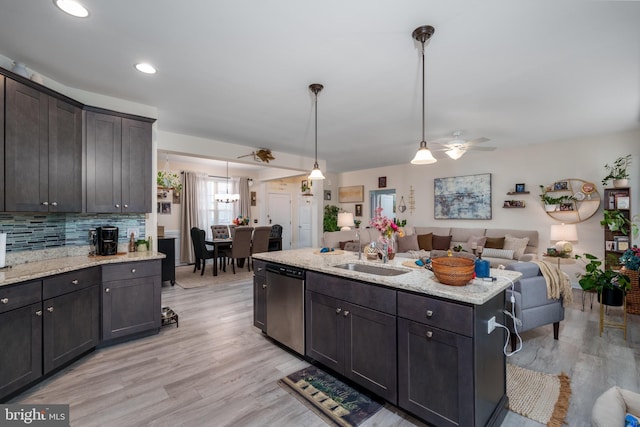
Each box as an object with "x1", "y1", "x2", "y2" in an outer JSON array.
[
  {"x1": 279, "y1": 366, "x2": 382, "y2": 427},
  {"x1": 175, "y1": 264, "x2": 253, "y2": 289},
  {"x1": 507, "y1": 363, "x2": 571, "y2": 427}
]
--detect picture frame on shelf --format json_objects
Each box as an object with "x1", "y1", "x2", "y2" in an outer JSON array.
[
  {"x1": 378, "y1": 176, "x2": 387, "y2": 188},
  {"x1": 615, "y1": 195, "x2": 630, "y2": 210},
  {"x1": 559, "y1": 202, "x2": 574, "y2": 211},
  {"x1": 614, "y1": 235, "x2": 629, "y2": 252},
  {"x1": 606, "y1": 240, "x2": 616, "y2": 251},
  {"x1": 554, "y1": 181, "x2": 568, "y2": 191},
  {"x1": 515, "y1": 183, "x2": 526, "y2": 193}
]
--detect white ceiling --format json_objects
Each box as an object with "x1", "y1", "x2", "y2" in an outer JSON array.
[{"x1": 1, "y1": 0, "x2": 639, "y2": 172}]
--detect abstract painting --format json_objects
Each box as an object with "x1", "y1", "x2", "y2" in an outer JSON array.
[{"x1": 434, "y1": 173, "x2": 492, "y2": 219}]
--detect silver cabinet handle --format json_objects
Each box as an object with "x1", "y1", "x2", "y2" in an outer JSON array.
[
  {"x1": 47, "y1": 306, "x2": 54, "y2": 313},
  {"x1": 336, "y1": 308, "x2": 342, "y2": 314},
  {"x1": 51, "y1": 202, "x2": 58, "y2": 206},
  {"x1": 124, "y1": 204, "x2": 128, "y2": 208},
  {"x1": 42, "y1": 201, "x2": 49, "y2": 206},
  {"x1": 258, "y1": 267, "x2": 263, "y2": 272},
  {"x1": 115, "y1": 204, "x2": 120, "y2": 208},
  {"x1": 1, "y1": 298, "x2": 8, "y2": 304},
  {"x1": 71, "y1": 279, "x2": 79, "y2": 285},
  {"x1": 262, "y1": 284, "x2": 267, "y2": 289},
  {"x1": 131, "y1": 268, "x2": 136, "y2": 274},
  {"x1": 426, "y1": 331, "x2": 433, "y2": 338},
  {"x1": 426, "y1": 310, "x2": 433, "y2": 318},
  {"x1": 343, "y1": 310, "x2": 350, "y2": 317},
  {"x1": 35, "y1": 310, "x2": 43, "y2": 317},
  {"x1": 105, "y1": 288, "x2": 110, "y2": 293}
]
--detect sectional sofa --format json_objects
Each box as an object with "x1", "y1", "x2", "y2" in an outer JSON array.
[{"x1": 321, "y1": 226, "x2": 539, "y2": 267}]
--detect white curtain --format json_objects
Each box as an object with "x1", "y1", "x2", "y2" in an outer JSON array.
[
  {"x1": 180, "y1": 171, "x2": 208, "y2": 264},
  {"x1": 239, "y1": 177, "x2": 250, "y2": 219}
]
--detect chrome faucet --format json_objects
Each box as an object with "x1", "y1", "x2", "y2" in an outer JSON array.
[
  {"x1": 382, "y1": 243, "x2": 388, "y2": 264},
  {"x1": 356, "y1": 229, "x2": 361, "y2": 260}
]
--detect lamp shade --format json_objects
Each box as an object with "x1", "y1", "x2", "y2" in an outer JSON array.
[
  {"x1": 550, "y1": 223, "x2": 578, "y2": 241},
  {"x1": 411, "y1": 142, "x2": 437, "y2": 164},
  {"x1": 337, "y1": 212, "x2": 355, "y2": 231}
]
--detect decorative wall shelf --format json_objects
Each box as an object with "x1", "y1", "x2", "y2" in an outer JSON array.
[{"x1": 542, "y1": 178, "x2": 600, "y2": 223}]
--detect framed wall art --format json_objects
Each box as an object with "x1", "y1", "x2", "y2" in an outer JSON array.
[
  {"x1": 339, "y1": 185, "x2": 364, "y2": 203},
  {"x1": 378, "y1": 176, "x2": 387, "y2": 188},
  {"x1": 434, "y1": 173, "x2": 492, "y2": 219},
  {"x1": 355, "y1": 204, "x2": 363, "y2": 217}
]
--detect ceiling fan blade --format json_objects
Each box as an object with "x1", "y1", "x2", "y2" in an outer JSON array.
[
  {"x1": 429, "y1": 136, "x2": 456, "y2": 144},
  {"x1": 466, "y1": 137, "x2": 490, "y2": 145},
  {"x1": 466, "y1": 146, "x2": 496, "y2": 151}
]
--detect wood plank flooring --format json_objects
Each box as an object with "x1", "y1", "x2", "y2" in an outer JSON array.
[{"x1": 10, "y1": 280, "x2": 640, "y2": 427}]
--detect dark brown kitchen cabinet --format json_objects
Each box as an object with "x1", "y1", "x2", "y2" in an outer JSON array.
[
  {"x1": 42, "y1": 268, "x2": 100, "y2": 374},
  {"x1": 253, "y1": 260, "x2": 267, "y2": 331},
  {"x1": 0, "y1": 75, "x2": 4, "y2": 211},
  {"x1": 85, "y1": 109, "x2": 153, "y2": 213},
  {"x1": 0, "y1": 280, "x2": 43, "y2": 401},
  {"x1": 101, "y1": 260, "x2": 162, "y2": 342},
  {"x1": 305, "y1": 271, "x2": 397, "y2": 404},
  {"x1": 4, "y1": 78, "x2": 82, "y2": 212}
]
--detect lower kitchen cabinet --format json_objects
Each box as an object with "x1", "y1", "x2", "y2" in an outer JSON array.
[
  {"x1": 253, "y1": 260, "x2": 267, "y2": 331},
  {"x1": 305, "y1": 271, "x2": 397, "y2": 404},
  {"x1": 102, "y1": 260, "x2": 161, "y2": 342}
]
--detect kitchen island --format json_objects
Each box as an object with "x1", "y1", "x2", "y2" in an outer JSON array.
[{"x1": 253, "y1": 248, "x2": 522, "y2": 427}]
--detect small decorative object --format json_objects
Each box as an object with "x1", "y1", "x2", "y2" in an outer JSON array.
[
  {"x1": 553, "y1": 181, "x2": 568, "y2": 191},
  {"x1": 157, "y1": 202, "x2": 171, "y2": 214},
  {"x1": 237, "y1": 148, "x2": 275, "y2": 163},
  {"x1": 378, "y1": 176, "x2": 387, "y2": 188},
  {"x1": 301, "y1": 180, "x2": 311, "y2": 194},
  {"x1": 616, "y1": 195, "x2": 630, "y2": 210},
  {"x1": 128, "y1": 233, "x2": 136, "y2": 252},
  {"x1": 364, "y1": 243, "x2": 379, "y2": 260},
  {"x1": 581, "y1": 182, "x2": 596, "y2": 194},
  {"x1": 11, "y1": 61, "x2": 29, "y2": 77},
  {"x1": 515, "y1": 183, "x2": 526, "y2": 193},
  {"x1": 370, "y1": 207, "x2": 405, "y2": 257},
  {"x1": 136, "y1": 239, "x2": 149, "y2": 252},
  {"x1": 157, "y1": 170, "x2": 183, "y2": 195},
  {"x1": 602, "y1": 154, "x2": 631, "y2": 187},
  {"x1": 474, "y1": 251, "x2": 490, "y2": 278},
  {"x1": 398, "y1": 196, "x2": 407, "y2": 213},
  {"x1": 431, "y1": 257, "x2": 475, "y2": 286},
  {"x1": 233, "y1": 216, "x2": 250, "y2": 226},
  {"x1": 409, "y1": 186, "x2": 415, "y2": 214},
  {"x1": 251, "y1": 191, "x2": 257, "y2": 206},
  {"x1": 324, "y1": 190, "x2": 331, "y2": 201},
  {"x1": 355, "y1": 204, "x2": 363, "y2": 217},
  {"x1": 619, "y1": 246, "x2": 640, "y2": 271}
]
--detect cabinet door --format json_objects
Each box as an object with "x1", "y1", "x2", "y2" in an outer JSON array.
[
  {"x1": 86, "y1": 111, "x2": 122, "y2": 213},
  {"x1": 305, "y1": 291, "x2": 343, "y2": 374},
  {"x1": 4, "y1": 78, "x2": 48, "y2": 212},
  {"x1": 0, "y1": 75, "x2": 4, "y2": 211},
  {"x1": 121, "y1": 118, "x2": 152, "y2": 213},
  {"x1": 344, "y1": 302, "x2": 397, "y2": 404},
  {"x1": 43, "y1": 285, "x2": 99, "y2": 374},
  {"x1": 0, "y1": 303, "x2": 43, "y2": 400},
  {"x1": 398, "y1": 318, "x2": 474, "y2": 427},
  {"x1": 253, "y1": 276, "x2": 267, "y2": 331},
  {"x1": 48, "y1": 97, "x2": 82, "y2": 212},
  {"x1": 102, "y1": 275, "x2": 161, "y2": 341}
]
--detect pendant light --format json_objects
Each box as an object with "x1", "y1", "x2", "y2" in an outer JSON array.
[
  {"x1": 214, "y1": 161, "x2": 240, "y2": 203},
  {"x1": 410, "y1": 25, "x2": 437, "y2": 165},
  {"x1": 308, "y1": 83, "x2": 325, "y2": 180}
]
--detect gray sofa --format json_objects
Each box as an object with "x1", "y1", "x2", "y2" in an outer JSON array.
[{"x1": 321, "y1": 226, "x2": 539, "y2": 267}]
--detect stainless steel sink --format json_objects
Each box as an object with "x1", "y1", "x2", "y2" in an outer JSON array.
[{"x1": 333, "y1": 263, "x2": 409, "y2": 276}]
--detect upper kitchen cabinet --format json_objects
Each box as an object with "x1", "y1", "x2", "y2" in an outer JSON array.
[
  {"x1": 85, "y1": 108, "x2": 154, "y2": 213},
  {"x1": 4, "y1": 78, "x2": 82, "y2": 212},
  {"x1": 0, "y1": 76, "x2": 4, "y2": 211}
]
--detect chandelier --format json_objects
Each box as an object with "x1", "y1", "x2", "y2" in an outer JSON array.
[{"x1": 214, "y1": 161, "x2": 240, "y2": 203}]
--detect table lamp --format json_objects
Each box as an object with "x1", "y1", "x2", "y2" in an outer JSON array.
[
  {"x1": 550, "y1": 223, "x2": 578, "y2": 254},
  {"x1": 337, "y1": 212, "x2": 355, "y2": 231}
]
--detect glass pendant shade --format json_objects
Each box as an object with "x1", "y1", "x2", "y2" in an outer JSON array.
[
  {"x1": 308, "y1": 83, "x2": 325, "y2": 180},
  {"x1": 308, "y1": 163, "x2": 325, "y2": 180},
  {"x1": 411, "y1": 141, "x2": 437, "y2": 164},
  {"x1": 445, "y1": 147, "x2": 465, "y2": 160}
]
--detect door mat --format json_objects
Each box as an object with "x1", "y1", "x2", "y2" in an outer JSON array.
[
  {"x1": 507, "y1": 363, "x2": 571, "y2": 427},
  {"x1": 279, "y1": 366, "x2": 382, "y2": 427}
]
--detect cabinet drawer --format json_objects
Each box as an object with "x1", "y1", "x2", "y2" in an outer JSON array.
[
  {"x1": 0, "y1": 281, "x2": 41, "y2": 314},
  {"x1": 43, "y1": 267, "x2": 100, "y2": 299},
  {"x1": 397, "y1": 291, "x2": 473, "y2": 337},
  {"x1": 253, "y1": 260, "x2": 267, "y2": 277},
  {"x1": 102, "y1": 260, "x2": 161, "y2": 282}
]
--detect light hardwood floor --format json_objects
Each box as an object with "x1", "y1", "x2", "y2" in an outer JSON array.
[{"x1": 10, "y1": 279, "x2": 639, "y2": 427}]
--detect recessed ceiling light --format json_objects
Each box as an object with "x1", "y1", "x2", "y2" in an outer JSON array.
[
  {"x1": 135, "y1": 63, "x2": 157, "y2": 74},
  {"x1": 53, "y1": 0, "x2": 89, "y2": 18}
]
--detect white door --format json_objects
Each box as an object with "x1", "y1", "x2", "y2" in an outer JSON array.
[
  {"x1": 298, "y1": 199, "x2": 312, "y2": 248},
  {"x1": 267, "y1": 193, "x2": 292, "y2": 250}
]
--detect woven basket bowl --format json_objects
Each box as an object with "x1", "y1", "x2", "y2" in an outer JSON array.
[{"x1": 431, "y1": 257, "x2": 476, "y2": 286}]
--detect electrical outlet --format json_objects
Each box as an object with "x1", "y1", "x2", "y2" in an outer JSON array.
[
  {"x1": 126, "y1": 228, "x2": 139, "y2": 239},
  {"x1": 487, "y1": 316, "x2": 496, "y2": 334}
]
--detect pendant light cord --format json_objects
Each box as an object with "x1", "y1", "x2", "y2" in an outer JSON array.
[
  {"x1": 421, "y1": 39, "x2": 426, "y2": 146},
  {"x1": 314, "y1": 90, "x2": 318, "y2": 164}
]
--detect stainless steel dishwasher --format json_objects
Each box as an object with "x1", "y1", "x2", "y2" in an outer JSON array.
[{"x1": 265, "y1": 263, "x2": 305, "y2": 355}]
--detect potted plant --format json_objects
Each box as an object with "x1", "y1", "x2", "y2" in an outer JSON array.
[
  {"x1": 600, "y1": 209, "x2": 638, "y2": 236},
  {"x1": 323, "y1": 205, "x2": 340, "y2": 232},
  {"x1": 576, "y1": 253, "x2": 631, "y2": 306},
  {"x1": 157, "y1": 171, "x2": 183, "y2": 196},
  {"x1": 539, "y1": 185, "x2": 575, "y2": 212},
  {"x1": 602, "y1": 154, "x2": 631, "y2": 188}
]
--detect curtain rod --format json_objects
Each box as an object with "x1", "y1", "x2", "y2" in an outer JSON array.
[{"x1": 180, "y1": 171, "x2": 229, "y2": 179}]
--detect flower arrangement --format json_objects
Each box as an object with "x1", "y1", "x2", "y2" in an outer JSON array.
[
  {"x1": 370, "y1": 208, "x2": 404, "y2": 254},
  {"x1": 233, "y1": 216, "x2": 250, "y2": 226},
  {"x1": 619, "y1": 245, "x2": 640, "y2": 271}
]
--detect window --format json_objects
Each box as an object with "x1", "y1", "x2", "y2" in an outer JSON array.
[{"x1": 202, "y1": 177, "x2": 239, "y2": 238}]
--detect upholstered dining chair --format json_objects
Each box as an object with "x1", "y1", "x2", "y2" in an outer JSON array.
[
  {"x1": 211, "y1": 224, "x2": 230, "y2": 239},
  {"x1": 190, "y1": 227, "x2": 216, "y2": 276},
  {"x1": 220, "y1": 226, "x2": 253, "y2": 274},
  {"x1": 251, "y1": 226, "x2": 272, "y2": 268},
  {"x1": 269, "y1": 224, "x2": 283, "y2": 251}
]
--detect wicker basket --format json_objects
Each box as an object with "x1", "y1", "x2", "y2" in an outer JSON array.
[
  {"x1": 622, "y1": 268, "x2": 640, "y2": 315},
  {"x1": 431, "y1": 257, "x2": 476, "y2": 286}
]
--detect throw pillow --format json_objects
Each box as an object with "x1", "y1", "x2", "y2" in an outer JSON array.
[
  {"x1": 339, "y1": 240, "x2": 354, "y2": 250},
  {"x1": 343, "y1": 242, "x2": 361, "y2": 252},
  {"x1": 462, "y1": 235, "x2": 487, "y2": 252},
  {"x1": 417, "y1": 233, "x2": 433, "y2": 251},
  {"x1": 432, "y1": 234, "x2": 452, "y2": 250},
  {"x1": 504, "y1": 234, "x2": 530, "y2": 259},
  {"x1": 481, "y1": 248, "x2": 515, "y2": 260},
  {"x1": 397, "y1": 233, "x2": 419, "y2": 252},
  {"x1": 485, "y1": 236, "x2": 505, "y2": 249}
]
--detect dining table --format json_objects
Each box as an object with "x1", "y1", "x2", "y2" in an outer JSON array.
[{"x1": 205, "y1": 238, "x2": 232, "y2": 276}]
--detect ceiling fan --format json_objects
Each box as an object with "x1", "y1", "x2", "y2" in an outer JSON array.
[{"x1": 429, "y1": 131, "x2": 495, "y2": 160}]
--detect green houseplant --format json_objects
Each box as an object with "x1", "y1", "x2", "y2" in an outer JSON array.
[
  {"x1": 576, "y1": 253, "x2": 631, "y2": 306},
  {"x1": 323, "y1": 205, "x2": 340, "y2": 232},
  {"x1": 157, "y1": 171, "x2": 183, "y2": 195},
  {"x1": 602, "y1": 154, "x2": 631, "y2": 187},
  {"x1": 600, "y1": 209, "x2": 638, "y2": 236},
  {"x1": 539, "y1": 185, "x2": 575, "y2": 211}
]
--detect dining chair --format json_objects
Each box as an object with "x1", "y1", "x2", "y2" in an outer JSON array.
[
  {"x1": 190, "y1": 227, "x2": 215, "y2": 276},
  {"x1": 211, "y1": 224, "x2": 230, "y2": 239},
  {"x1": 269, "y1": 224, "x2": 283, "y2": 251},
  {"x1": 220, "y1": 226, "x2": 253, "y2": 274},
  {"x1": 251, "y1": 226, "x2": 272, "y2": 268}
]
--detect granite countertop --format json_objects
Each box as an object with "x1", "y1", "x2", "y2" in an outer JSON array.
[
  {"x1": 0, "y1": 252, "x2": 165, "y2": 288},
  {"x1": 253, "y1": 248, "x2": 522, "y2": 305}
]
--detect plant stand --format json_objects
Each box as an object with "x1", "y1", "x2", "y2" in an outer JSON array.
[{"x1": 599, "y1": 295, "x2": 626, "y2": 339}]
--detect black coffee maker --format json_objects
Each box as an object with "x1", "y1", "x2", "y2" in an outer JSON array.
[{"x1": 96, "y1": 226, "x2": 118, "y2": 255}]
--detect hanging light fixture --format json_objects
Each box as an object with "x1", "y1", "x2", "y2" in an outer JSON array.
[
  {"x1": 215, "y1": 161, "x2": 240, "y2": 203},
  {"x1": 410, "y1": 25, "x2": 437, "y2": 165},
  {"x1": 308, "y1": 83, "x2": 326, "y2": 180}
]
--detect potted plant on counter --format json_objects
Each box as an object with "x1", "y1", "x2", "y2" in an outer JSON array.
[
  {"x1": 602, "y1": 154, "x2": 631, "y2": 188},
  {"x1": 576, "y1": 253, "x2": 631, "y2": 306}
]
